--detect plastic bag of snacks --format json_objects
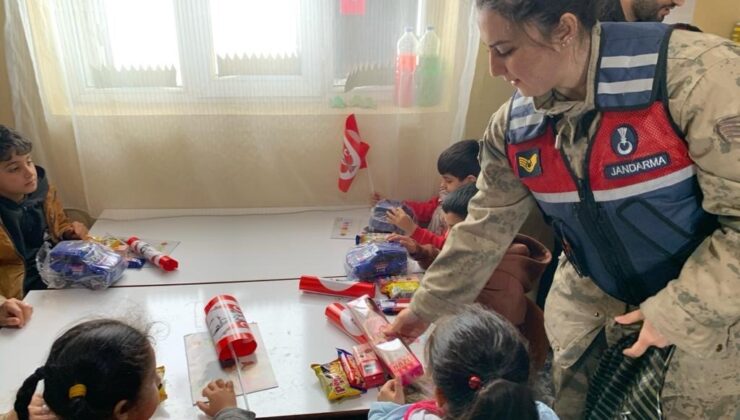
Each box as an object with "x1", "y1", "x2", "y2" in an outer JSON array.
[
  {"x1": 368, "y1": 200, "x2": 415, "y2": 233},
  {"x1": 37, "y1": 241, "x2": 126, "y2": 290},
  {"x1": 345, "y1": 242, "x2": 407, "y2": 281}
]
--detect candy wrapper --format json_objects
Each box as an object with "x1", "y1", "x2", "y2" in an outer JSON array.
[
  {"x1": 311, "y1": 359, "x2": 363, "y2": 401},
  {"x1": 379, "y1": 274, "x2": 420, "y2": 299},
  {"x1": 346, "y1": 296, "x2": 424, "y2": 386},
  {"x1": 345, "y1": 242, "x2": 407, "y2": 281},
  {"x1": 352, "y1": 343, "x2": 387, "y2": 388},
  {"x1": 355, "y1": 232, "x2": 391, "y2": 245},
  {"x1": 379, "y1": 298, "x2": 410, "y2": 315},
  {"x1": 325, "y1": 303, "x2": 368, "y2": 343},
  {"x1": 299, "y1": 275, "x2": 376, "y2": 298},
  {"x1": 368, "y1": 200, "x2": 416, "y2": 233},
  {"x1": 37, "y1": 241, "x2": 126, "y2": 290},
  {"x1": 156, "y1": 366, "x2": 168, "y2": 402},
  {"x1": 337, "y1": 348, "x2": 364, "y2": 390}
]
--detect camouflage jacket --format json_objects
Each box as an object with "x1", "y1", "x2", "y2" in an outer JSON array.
[{"x1": 410, "y1": 24, "x2": 740, "y2": 360}]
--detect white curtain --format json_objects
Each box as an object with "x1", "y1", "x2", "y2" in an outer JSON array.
[{"x1": 4, "y1": 0, "x2": 479, "y2": 217}]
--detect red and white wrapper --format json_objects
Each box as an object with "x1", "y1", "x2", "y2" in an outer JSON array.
[
  {"x1": 299, "y1": 275, "x2": 375, "y2": 298},
  {"x1": 347, "y1": 296, "x2": 423, "y2": 386},
  {"x1": 205, "y1": 295, "x2": 256, "y2": 365},
  {"x1": 325, "y1": 302, "x2": 368, "y2": 343}
]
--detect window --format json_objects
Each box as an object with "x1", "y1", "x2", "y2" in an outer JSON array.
[{"x1": 49, "y1": 0, "x2": 431, "y2": 102}]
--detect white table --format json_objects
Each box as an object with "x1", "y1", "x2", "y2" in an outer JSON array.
[
  {"x1": 91, "y1": 206, "x2": 411, "y2": 287},
  {"x1": 0, "y1": 280, "x2": 426, "y2": 418}
]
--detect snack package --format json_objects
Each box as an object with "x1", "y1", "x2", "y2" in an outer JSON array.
[
  {"x1": 368, "y1": 200, "x2": 416, "y2": 233},
  {"x1": 346, "y1": 296, "x2": 424, "y2": 386},
  {"x1": 38, "y1": 241, "x2": 126, "y2": 290},
  {"x1": 352, "y1": 343, "x2": 387, "y2": 388},
  {"x1": 355, "y1": 232, "x2": 391, "y2": 245},
  {"x1": 311, "y1": 359, "x2": 363, "y2": 401},
  {"x1": 379, "y1": 298, "x2": 410, "y2": 315},
  {"x1": 379, "y1": 274, "x2": 420, "y2": 298},
  {"x1": 156, "y1": 366, "x2": 168, "y2": 402},
  {"x1": 300, "y1": 275, "x2": 376, "y2": 298},
  {"x1": 88, "y1": 235, "x2": 145, "y2": 269},
  {"x1": 345, "y1": 242, "x2": 407, "y2": 281},
  {"x1": 337, "y1": 348, "x2": 364, "y2": 390}
]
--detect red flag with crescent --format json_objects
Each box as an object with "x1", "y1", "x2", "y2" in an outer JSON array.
[{"x1": 338, "y1": 114, "x2": 370, "y2": 192}]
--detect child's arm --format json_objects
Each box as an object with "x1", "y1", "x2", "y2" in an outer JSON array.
[
  {"x1": 403, "y1": 197, "x2": 439, "y2": 225},
  {"x1": 44, "y1": 186, "x2": 88, "y2": 240},
  {"x1": 409, "y1": 227, "x2": 446, "y2": 249},
  {"x1": 368, "y1": 379, "x2": 408, "y2": 420},
  {"x1": 388, "y1": 235, "x2": 438, "y2": 270},
  {"x1": 197, "y1": 380, "x2": 256, "y2": 420},
  {"x1": 386, "y1": 208, "x2": 418, "y2": 235}
]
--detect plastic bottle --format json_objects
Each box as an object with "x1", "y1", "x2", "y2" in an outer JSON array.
[
  {"x1": 415, "y1": 26, "x2": 442, "y2": 106},
  {"x1": 394, "y1": 27, "x2": 418, "y2": 107}
]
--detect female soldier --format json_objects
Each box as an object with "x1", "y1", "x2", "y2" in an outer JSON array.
[{"x1": 388, "y1": 1, "x2": 739, "y2": 418}]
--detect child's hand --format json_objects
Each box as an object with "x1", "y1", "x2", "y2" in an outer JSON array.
[
  {"x1": 386, "y1": 208, "x2": 417, "y2": 235},
  {"x1": 387, "y1": 234, "x2": 419, "y2": 255},
  {"x1": 371, "y1": 192, "x2": 384, "y2": 205},
  {"x1": 378, "y1": 378, "x2": 405, "y2": 404},
  {"x1": 64, "y1": 222, "x2": 89, "y2": 240},
  {"x1": 196, "y1": 379, "x2": 237, "y2": 418},
  {"x1": 28, "y1": 393, "x2": 58, "y2": 420},
  {"x1": 0, "y1": 298, "x2": 33, "y2": 328}
]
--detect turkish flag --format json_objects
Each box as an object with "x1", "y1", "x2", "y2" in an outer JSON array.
[{"x1": 338, "y1": 114, "x2": 370, "y2": 192}]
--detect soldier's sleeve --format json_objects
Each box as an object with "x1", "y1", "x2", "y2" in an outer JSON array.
[
  {"x1": 640, "y1": 38, "x2": 740, "y2": 359},
  {"x1": 410, "y1": 102, "x2": 537, "y2": 322}
]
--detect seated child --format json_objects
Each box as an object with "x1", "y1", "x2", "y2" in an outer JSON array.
[
  {"x1": 373, "y1": 139, "x2": 479, "y2": 245},
  {"x1": 13, "y1": 318, "x2": 255, "y2": 420},
  {"x1": 0, "y1": 126, "x2": 88, "y2": 303},
  {"x1": 390, "y1": 183, "x2": 551, "y2": 369},
  {"x1": 369, "y1": 304, "x2": 559, "y2": 420}
]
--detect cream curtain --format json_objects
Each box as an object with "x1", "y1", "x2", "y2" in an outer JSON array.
[{"x1": 4, "y1": 0, "x2": 479, "y2": 217}]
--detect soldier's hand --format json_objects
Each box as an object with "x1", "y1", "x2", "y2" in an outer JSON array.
[
  {"x1": 386, "y1": 208, "x2": 417, "y2": 235},
  {"x1": 615, "y1": 309, "x2": 671, "y2": 358},
  {"x1": 384, "y1": 308, "x2": 430, "y2": 343}
]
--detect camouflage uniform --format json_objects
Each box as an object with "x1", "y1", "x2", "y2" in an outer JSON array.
[{"x1": 410, "y1": 25, "x2": 740, "y2": 419}]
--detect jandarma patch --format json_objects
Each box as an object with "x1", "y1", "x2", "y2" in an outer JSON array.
[
  {"x1": 516, "y1": 149, "x2": 542, "y2": 178},
  {"x1": 604, "y1": 152, "x2": 670, "y2": 179}
]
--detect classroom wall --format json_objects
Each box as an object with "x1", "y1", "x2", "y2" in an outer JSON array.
[
  {"x1": 692, "y1": 0, "x2": 738, "y2": 38},
  {"x1": 0, "y1": 6, "x2": 14, "y2": 127}
]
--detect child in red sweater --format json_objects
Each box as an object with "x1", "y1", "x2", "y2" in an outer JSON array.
[{"x1": 373, "y1": 139, "x2": 479, "y2": 247}]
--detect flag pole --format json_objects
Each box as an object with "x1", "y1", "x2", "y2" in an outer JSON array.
[{"x1": 365, "y1": 157, "x2": 375, "y2": 194}]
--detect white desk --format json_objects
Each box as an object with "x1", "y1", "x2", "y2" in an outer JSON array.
[
  {"x1": 0, "y1": 280, "x2": 426, "y2": 418},
  {"x1": 91, "y1": 207, "x2": 396, "y2": 287}
]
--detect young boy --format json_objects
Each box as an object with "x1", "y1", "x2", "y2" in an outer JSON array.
[
  {"x1": 374, "y1": 139, "x2": 479, "y2": 246},
  {"x1": 390, "y1": 183, "x2": 552, "y2": 369},
  {"x1": 0, "y1": 125, "x2": 88, "y2": 312}
]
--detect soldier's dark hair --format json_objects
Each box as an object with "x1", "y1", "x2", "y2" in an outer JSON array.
[
  {"x1": 14, "y1": 319, "x2": 153, "y2": 420},
  {"x1": 0, "y1": 125, "x2": 32, "y2": 162},
  {"x1": 437, "y1": 139, "x2": 480, "y2": 180},
  {"x1": 475, "y1": 0, "x2": 598, "y2": 39},
  {"x1": 442, "y1": 182, "x2": 478, "y2": 219},
  {"x1": 427, "y1": 304, "x2": 538, "y2": 420}
]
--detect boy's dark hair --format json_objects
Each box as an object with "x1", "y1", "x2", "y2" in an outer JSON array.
[
  {"x1": 0, "y1": 125, "x2": 32, "y2": 162},
  {"x1": 427, "y1": 304, "x2": 538, "y2": 420},
  {"x1": 441, "y1": 182, "x2": 478, "y2": 219},
  {"x1": 437, "y1": 139, "x2": 480, "y2": 180},
  {"x1": 14, "y1": 319, "x2": 153, "y2": 420}
]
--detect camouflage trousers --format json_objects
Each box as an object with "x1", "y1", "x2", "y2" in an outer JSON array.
[{"x1": 544, "y1": 258, "x2": 740, "y2": 420}]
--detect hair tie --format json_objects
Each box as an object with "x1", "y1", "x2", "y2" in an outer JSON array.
[
  {"x1": 468, "y1": 375, "x2": 482, "y2": 390},
  {"x1": 68, "y1": 384, "x2": 87, "y2": 399}
]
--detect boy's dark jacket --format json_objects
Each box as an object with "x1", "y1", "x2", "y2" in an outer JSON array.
[
  {"x1": 411, "y1": 234, "x2": 552, "y2": 368},
  {"x1": 0, "y1": 166, "x2": 72, "y2": 302}
]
